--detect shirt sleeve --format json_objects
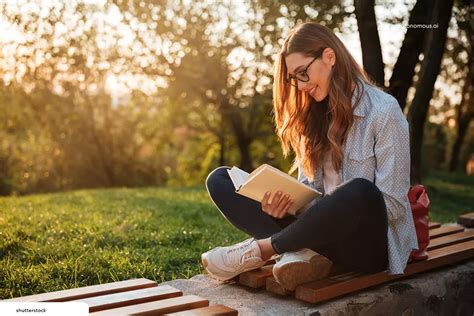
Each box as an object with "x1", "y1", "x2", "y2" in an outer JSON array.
[{"x1": 374, "y1": 100, "x2": 411, "y2": 222}]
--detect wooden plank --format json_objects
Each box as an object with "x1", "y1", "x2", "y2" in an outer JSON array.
[
  {"x1": 238, "y1": 264, "x2": 274, "y2": 288},
  {"x1": 429, "y1": 222, "x2": 441, "y2": 229},
  {"x1": 291, "y1": 271, "x2": 361, "y2": 296},
  {"x1": 3, "y1": 278, "x2": 157, "y2": 302},
  {"x1": 164, "y1": 304, "x2": 238, "y2": 315},
  {"x1": 428, "y1": 230, "x2": 474, "y2": 251},
  {"x1": 458, "y1": 212, "x2": 474, "y2": 228},
  {"x1": 92, "y1": 295, "x2": 209, "y2": 315},
  {"x1": 429, "y1": 225, "x2": 464, "y2": 239},
  {"x1": 264, "y1": 264, "x2": 352, "y2": 295},
  {"x1": 295, "y1": 239, "x2": 474, "y2": 303},
  {"x1": 265, "y1": 277, "x2": 292, "y2": 296},
  {"x1": 73, "y1": 285, "x2": 182, "y2": 312}
]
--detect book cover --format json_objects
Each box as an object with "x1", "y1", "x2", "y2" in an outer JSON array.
[{"x1": 227, "y1": 164, "x2": 321, "y2": 215}]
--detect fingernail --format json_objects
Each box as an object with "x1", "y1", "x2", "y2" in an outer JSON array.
[{"x1": 277, "y1": 191, "x2": 281, "y2": 195}]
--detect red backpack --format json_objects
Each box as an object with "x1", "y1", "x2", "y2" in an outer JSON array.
[{"x1": 408, "y1": 185, "x2": 430, "y2": 262}]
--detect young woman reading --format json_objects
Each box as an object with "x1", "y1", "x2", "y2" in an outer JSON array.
[{"x1": 201, "y1": 22, "x2": 418, "y2": 291}]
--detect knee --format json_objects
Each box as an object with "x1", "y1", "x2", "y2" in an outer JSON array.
[
  {"x1": 205, "y1": 166, "x2": 231, "y2": 194},
  {"x1": 349, "y1": 178, "x2": 375, "y2": 191},
  {"x1": 349, "y1": 178, "x2": 385, "y2": 207}
]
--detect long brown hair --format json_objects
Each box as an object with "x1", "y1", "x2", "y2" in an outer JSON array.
[{"x1": 273, "y1": 22, "x2": 372, "y2": 181}]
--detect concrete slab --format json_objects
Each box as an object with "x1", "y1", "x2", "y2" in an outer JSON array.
[{"x1": 162, "y1": 260, "x2": 474, "y2": 316}]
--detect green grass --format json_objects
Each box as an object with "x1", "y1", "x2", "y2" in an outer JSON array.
[
  {"x1": 424, "y1": 171, "x2": 474, "y2": 223},
  {"x1": 0, "y1": 171, "x2": 472, "y2": 299},
  {"x1": 0, "y1": 187, "x2": 247, "y2": 299}
]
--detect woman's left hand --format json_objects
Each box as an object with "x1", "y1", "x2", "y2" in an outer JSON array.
[{"x1": 260, "y1": 190, "x2": 294, "y2": 218}]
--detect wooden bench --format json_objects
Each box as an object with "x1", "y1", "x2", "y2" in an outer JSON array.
[
  {"x1": 458, "y1": 212, "x2": 474, "y2": 228},
  {"x1": 237, "y1": 222, "x2": 474, "y2": 303},
  {"x1": 3, "y1": 279, "x2": 238, "y2": 315}
]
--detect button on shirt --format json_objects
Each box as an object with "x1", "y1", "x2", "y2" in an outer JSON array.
[{"x1": 297, "y1": 79, "x2": 419, "y2": 275}]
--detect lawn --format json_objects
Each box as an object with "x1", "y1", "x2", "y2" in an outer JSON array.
[{"x1": 0, "y1": 171, "x2": 472, "y2": 299}]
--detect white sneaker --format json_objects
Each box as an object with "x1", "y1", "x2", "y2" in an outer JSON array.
[
  {"x1": 201, "y1": 238, "x2": 266, "y2": 281},
  {"x1": 272, "y1": 248, "x2": 333, "y2": 291}
]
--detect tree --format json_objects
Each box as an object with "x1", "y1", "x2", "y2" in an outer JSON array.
[
  {"x1": 354, "y1": 0, "x2": 385, "y2": 85},
  {"x1": 407, "y1": 0, "x2": 454, "y2": 183},
  {"x1": 449, "y1": 1, "x2": 473, "y2": 171}
]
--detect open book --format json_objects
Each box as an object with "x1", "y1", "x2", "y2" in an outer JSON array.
[{"x1": 227, "y1": 164, "x2": 322, "y2": 216}]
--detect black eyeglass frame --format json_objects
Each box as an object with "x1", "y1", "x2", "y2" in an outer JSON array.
[{"x1": 286, "y1": 47, "x2": 327, "y2": 87}]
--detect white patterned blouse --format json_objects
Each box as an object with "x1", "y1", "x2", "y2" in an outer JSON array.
[{"x1": 297, "y1": 78, "x2": 419, "y2": 275}]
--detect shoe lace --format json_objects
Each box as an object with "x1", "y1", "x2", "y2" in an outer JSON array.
[{"x1": 224, "y1": 240, "x2": 260, "y2": 269}]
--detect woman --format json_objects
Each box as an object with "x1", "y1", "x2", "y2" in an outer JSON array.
[{"x1": 201, "y1": 22, "x2": 418, "y2": 291}]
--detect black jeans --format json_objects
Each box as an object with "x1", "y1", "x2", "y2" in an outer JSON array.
[{"x1": 205, "y1": 166, "x2": 389, "y2": 274}]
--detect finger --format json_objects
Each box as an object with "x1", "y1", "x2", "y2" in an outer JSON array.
[
  {"x1": 261, "y1": 191, "x2": 271, "y2": 206},
  {"x1": 275, "y1": 193, "x2": 290, "y2": 210},
  {"x1": 265, "y1": 191, "x2": 281, "y2": 217},
  {"x1": 261, "y1": 192, "x2": 271, "y2": 212},
  {"x1": 270, "y1": 191, "x2": 283, "y2": 208},
  {"x1": 278, "y1": 199, "x2": 294, "y2": 218}
]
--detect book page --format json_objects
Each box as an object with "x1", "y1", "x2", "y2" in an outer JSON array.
[{"x1": 227, "y1": 166, "x2": 249, "y2": 190}]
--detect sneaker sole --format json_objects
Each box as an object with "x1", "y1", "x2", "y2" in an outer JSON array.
[
  {"x1": 273, "y1": 254, "x2": 333, "y2": 291},
  {"x1": 200, "y1": 252, "x2": 243, "y2": 282},
  {"x1": 201, "y1": 251, "x2": 267, "y2": 282}
]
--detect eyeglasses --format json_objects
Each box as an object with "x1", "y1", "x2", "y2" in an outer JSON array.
[{"x1": 286, "y1": 47, "x2": 326, "y2": 87}]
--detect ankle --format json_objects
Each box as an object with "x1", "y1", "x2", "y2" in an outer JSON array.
[{"x1": 256, "y1": 238, "x2": 276, "y2": 261}]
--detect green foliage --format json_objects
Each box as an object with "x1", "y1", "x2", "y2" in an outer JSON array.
[
  {"x1": 421, "y1": 122, "x2": 449, "y2": 172},
  {"x1": 0, "y1": 0, "x2": 472, "y2": 195},
  {"x1": 425, "y1": 170, "x2": 474, "y2": 223}
]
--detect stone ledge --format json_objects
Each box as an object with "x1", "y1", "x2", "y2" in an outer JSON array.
[{"x1": 162, "y1": 259, "x2": 474, "y2": 316}]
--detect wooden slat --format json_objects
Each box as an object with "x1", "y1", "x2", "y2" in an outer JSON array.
[
  {"x1": 290, "y1": 271, "x2": 361, "y2": 296},
  {"x1": 92, "y1": 295, "x2": 209, "y2": 315},
  {"x1": 3, "y1": 278, "x2": 157, "y2": 302},
  {"x1": 238, "y1": 265, "x2": 273, "y2": 288},
  {"x1": 265, "y1": 277, "x2": 293, "y2": 296},
  {"x1": 295, "y1": 239, "x2": 474, "y2": 303},
  {"x1": 429, "y1": 222, "x2": 441, "y2": 229},
  {"x1": 265, "y1": 265, "x2": 353, "y2": 295},
  {"x1": 428, "y1": 230, "x2": 474, "y2": 251},
  {"x1": 429, "y1": 225, "x2": 464, "y2": 239},
  {"x1": 73, "y1": 285, "x2": 182, "y2": 312},
  {"x1": 164, "y1": 304, "x2": 238, "y2": 315},
  {"x1": 458, "y1": 212, "x2": 474, "y2": 228}
]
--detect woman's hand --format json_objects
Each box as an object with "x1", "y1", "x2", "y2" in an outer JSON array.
[{"x1": 261, "y1": 191, "x2": 294, "y2": 219}]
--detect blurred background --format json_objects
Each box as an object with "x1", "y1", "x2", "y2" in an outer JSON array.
[{"x1": 0, "y1": 0, "x2": 472, "y2": 196}]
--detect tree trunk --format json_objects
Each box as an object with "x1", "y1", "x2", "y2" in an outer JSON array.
[
  {"x1": 388, "y1": 0, "x2": 434, "y2": 110},
  {"x1": 354, "y1": 0, "x2": 385, "y2": 86},
  {"x1": 218, "y1": 124, "x2": 226, "y2": 166},
  {"x1": 407, "y1": 0, "x2": 454, "y2": 184},
  {"x1": 220, "y1": 99, "x2": 254, "y2": 171}
]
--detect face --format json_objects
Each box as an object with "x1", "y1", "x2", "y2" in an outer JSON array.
[{"x1": 285, "y1": 48, "x2": 335, "y2": 102}]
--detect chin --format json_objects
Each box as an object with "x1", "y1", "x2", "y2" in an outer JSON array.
[{"x1": 312, "y1": 94, "x2": 328, "y2": 102}]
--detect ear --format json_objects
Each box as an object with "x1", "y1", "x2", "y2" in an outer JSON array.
[{"x1": 323, "y1": 48, "x2": 336, "y2": 67}]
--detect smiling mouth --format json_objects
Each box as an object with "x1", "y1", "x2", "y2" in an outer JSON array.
[{"x1": 309, "y1": 86, "x2": 318, "y2": 95}]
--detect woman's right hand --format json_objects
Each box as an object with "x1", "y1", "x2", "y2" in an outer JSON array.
[{"x1": 261, "y1": 191, "x2": 294, "y2": 219}]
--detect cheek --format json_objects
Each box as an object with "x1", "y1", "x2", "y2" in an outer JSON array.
[{"x1": 310, "y1": 64, "x2": 331, "y2": 86}]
